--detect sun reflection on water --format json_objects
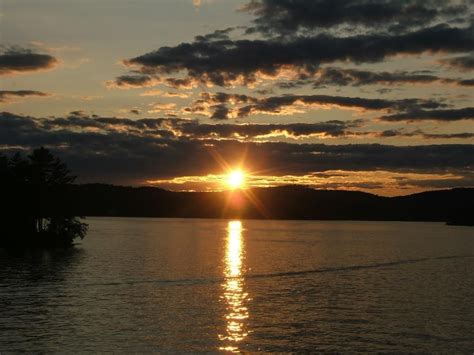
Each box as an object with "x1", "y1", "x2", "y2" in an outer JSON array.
[{"x1": 219, "y1": 220, "x2": 250, "y2": 352}]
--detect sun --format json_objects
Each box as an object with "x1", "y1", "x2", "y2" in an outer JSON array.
[{"x1": 227, "y1": 170, "x2": 245, "y2": 189}]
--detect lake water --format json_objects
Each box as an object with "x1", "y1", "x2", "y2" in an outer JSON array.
[{"x1": 1, "y1": 218, "x2": 473, "y2": 352}]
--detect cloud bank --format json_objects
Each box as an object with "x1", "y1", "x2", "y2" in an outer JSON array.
[{"x1": 1, "y1": 112, "x2": 473, "y2": 192}]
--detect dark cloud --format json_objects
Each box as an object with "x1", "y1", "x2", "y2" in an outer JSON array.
[
  {"x1": 441, "y1": 53, "x2": 474, "y2": 70},
  {"x1": 458, "y1": 79, "x2": 474, "y2": 86},
  {"x1": 253, "y1": 88, "x2": 274, "y2": 95},
  {"x1": 0, "y1": 90, "x2": 51, "y2": 103},
  {"x1": 242, "y1": 94, "x2": 445, "y2": 115},
  {"x1": 422, "y1": 132, "x2": 474, "y2": 139},
  {"x1": 0, "y1": 48, "x2": 58, "y2": 75},
  {"x1": 69, "y1": 110, "x2": 87, "y2": 117},
  {"x1": 376, "y1": 129, "x2": 474, "y2": 139},
  {"x1": 310, "y1": 67, "x2": 474, "y2": 87},
  {"x1": 34, "y1": 113, "x2": 470, "y2": 142},
  {"x1": 242, "y1": 0, "x2": 469, "y2": 35},
  {"x1": 275, "y1": 80, "x2": 309, "y2": 90},
  {"x1": 163, "y1": 77, "x2": 197, "y2": 89},
  {"x1": 276, "y1": 67, "x2": 474, "y2": 88},
  {"x1": 190, "y1": 92, "x2": 446, "y2": 119},
  {"x1": 377, "y1": 129, "x2": 414, "y2": 138},
  {"x1": 108, "y1": 74, "x2": 159, "y2": 89},
  {"x1": 34, "y1": 114, "x2": 184, "y2": 134},
  {"x1": 396, "y1": 174, "x2": 474, "y2": 189},
  {"x1": 178, "y1": 120, "x2": 362, "y2": 138},
  {"x1": 0, "y1": 111, "x2": 359, "y2": 140},
  {"x1": 203, "y1": 92, "x2": 255, "y2": 104},
  {"x1": 210, "y1": 104, "x2": 231, "y2": 120},
  {"x1": 1, "y1": 112, "x2": 473, "y2": 186},
  {"x1": 195, "y1": 27, "x2": 237, "y2": 42},
  {"x1": 123, "y1": 24, "x2": 474, "y2": 87},
  {"x1": 380, "y1": 107, "x2": 474, "y2": 121}
]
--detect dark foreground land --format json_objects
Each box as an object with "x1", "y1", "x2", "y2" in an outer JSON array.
[{"x1": 66, "y1": 185, "x2": 473, "y2": 225}]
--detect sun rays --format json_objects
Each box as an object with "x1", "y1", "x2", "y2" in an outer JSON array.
[{"x1": 227, "y1": 170, "x2": 245, "y2": 189}]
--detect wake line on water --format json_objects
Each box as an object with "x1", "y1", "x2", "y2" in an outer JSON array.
[
  {"x1": 250, "y1": 255, "x2": 474, "y2": 279},
  {"x1": 83, "y1": 254, "x2": 474, "y2": 288}
]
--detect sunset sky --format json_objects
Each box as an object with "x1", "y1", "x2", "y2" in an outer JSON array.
[{"x1": 1, "y1": 0, "x2": 473, "y2": 195}]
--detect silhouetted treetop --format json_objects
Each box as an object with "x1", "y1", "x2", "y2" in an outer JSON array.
[
  {"x1": 0, "y1": 147, "x2": 87, "y2": 248},
  {"x1": 28, "y1": 147, "x2": 76, "y2": 186}
]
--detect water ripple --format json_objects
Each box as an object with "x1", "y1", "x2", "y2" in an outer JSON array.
[{"x1": 79, "y1": 254, "x2": 474, "y2": 288}]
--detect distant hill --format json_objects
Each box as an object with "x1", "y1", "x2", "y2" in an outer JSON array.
[{"x1": 65, "y1": 184, "x2": 474, "y2": 225}]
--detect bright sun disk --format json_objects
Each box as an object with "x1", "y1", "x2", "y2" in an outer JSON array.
[{"x1": 227, "y1": 170, "x2": 245, "y2": 189}]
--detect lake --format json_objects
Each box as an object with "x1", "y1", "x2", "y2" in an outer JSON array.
[{"x1": 1, "y1": 218, "x2": 473, "y2": 352}]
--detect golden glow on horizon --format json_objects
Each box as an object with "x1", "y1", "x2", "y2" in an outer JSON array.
[
  {"x1": 146, "y1": 169, "x2": 465, "y2": 196},
  {"x1": 227, "y1": 170, "x2": 245, "y2": 189},
  {"x1": 219, "y1": 220, "x2": 249, "y2": 352}
]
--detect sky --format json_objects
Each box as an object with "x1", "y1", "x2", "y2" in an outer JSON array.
[{"x1": 1, "y1": 0, "x2": 473, "y2": 196}]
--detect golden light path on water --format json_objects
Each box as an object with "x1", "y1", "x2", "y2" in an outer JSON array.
[{"x1": 219, "y1": 220, "x2": 250, "y2": 352}]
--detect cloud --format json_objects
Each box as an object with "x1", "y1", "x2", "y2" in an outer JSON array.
[
  {"x1": 242, "y1": 0, "x2": 470, "y2": 35},
  {"x1": 374, "y1": 129, "x2": 474, "y2": 140},
  {"x1": 0, "y1": 90, "x2": 51, "y2": 103},
  {"x1": 188, "y1": 92, "x2": 446, "y2": 119},
  {"x1": 178, "y1": 120, "x2": 362, "y2": 139},
  {"x1": 458, "y1": 79, "x2": 474, "y2": 86},
  {"x1": 106, "y1": 74, "x2": 160, "y2": 89},
  {"x1": 1, "y1": 111, "x2": 361, "y2": 139},
  {"x1": 69, "y1": 110, "x2": 87, "y2": 117},
  {"x1": 141, "y1": 90, "x2": 191, "y2": 98},
  {"x1": 163, "y1": 91, "x2": 190, "y2": 98},
  {"x1": 421, "y1": 132, "x2": 474, "y2": 139},
  {"x1": 0, "y1": 47, "x2": 58, "y2": 75},
  {"x1": 440, "y1": 53, "x2": 474, "y2": 71},
  {"x1": 122, "y1": 24, "x2": 474, "y2": 87},
  {"x1": 241, "y1": 94, "x2": 445, "y2": 116},
  {"x1": 379, "y1": 107, "x2": 474, "y2": 121},
  {"x1": 164, "y1": 77, "x2": 199, "y2": 89},
  {"x1": 5, "y1": 111, "x2": 470, "y2": 143},
  {"x1": 305, "y1": 67, "x2": 474, "y2": 88},
  {"x1": 209, "y1": 104, "x2": 232, "y2": 120},
  {"x1": 1, "y1": 112, "x2": 473, "y2": 188},
  {"x1": 195, "y1": 27, "x2": 237, "y2": 42}
]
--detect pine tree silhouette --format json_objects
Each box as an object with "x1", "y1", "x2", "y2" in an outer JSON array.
[{"x1": 0, "y1": 147, "x2": 87, "y2": 248}]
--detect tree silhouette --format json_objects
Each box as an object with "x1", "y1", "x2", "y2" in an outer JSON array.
[
  {"x1": 29, "y1": 147, "x2": 77, "y2": 233},
  {"x1": 0, "y1": 147, "x2": 87, "y2": 248}
]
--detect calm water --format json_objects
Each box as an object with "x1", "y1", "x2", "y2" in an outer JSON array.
[{"x1": 1, "y1": 218, "x2": 473, "y2": 352}]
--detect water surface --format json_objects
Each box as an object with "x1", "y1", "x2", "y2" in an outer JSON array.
[{"x1": 1, "y1": 218, "x2": 473, "y2": 352}]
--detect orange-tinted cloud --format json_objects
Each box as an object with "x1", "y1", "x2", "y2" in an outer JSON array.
[
  {"x1": 0, "y1": 48, "x2": 58, "y2": 75},
  {"x1": 0, "y1": 90, "x2": 51, "y2": 103}
]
